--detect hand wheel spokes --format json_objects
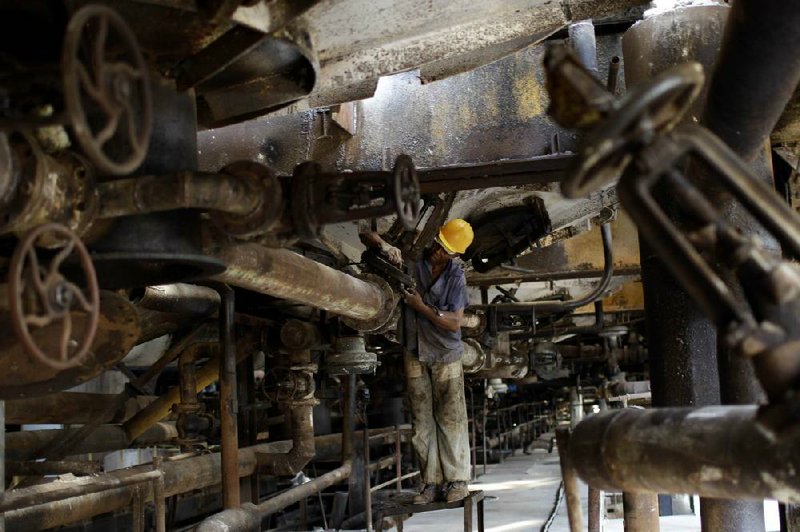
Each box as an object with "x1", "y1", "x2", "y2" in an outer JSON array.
[{"x1": 9, "y1": 223, "x2": 100, "y2": 370}]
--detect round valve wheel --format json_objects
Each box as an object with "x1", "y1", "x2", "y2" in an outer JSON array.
[
  {"x1": 62, "y1": 4, "x2": 153, "y2": 176},
  {"x1": 8, "y1": 223, "x2": 100, "y2": 370},
  {"x1": 392, "y1": 154, "x2": 421, "y2": 230},
  {"x1": 561, "y1": 62, "x2": 705, "y2": 199}
]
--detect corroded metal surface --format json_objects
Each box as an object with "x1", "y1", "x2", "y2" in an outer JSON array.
[
  {"x1": 207, "y1": 242, "x2": 386, "y2": 320},
  {"x1": 0, "y1": 291, "x2": 140, "y2": 399},
  {"x1": 569, "y1": 406, "x2": 800, "y2": 503}
]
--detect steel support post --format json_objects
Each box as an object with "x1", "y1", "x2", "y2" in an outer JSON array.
[
  {"x1": 623, "y1": 7, "x2": 764, "y2": 530},
  {"x1": 588, "y1": 486, "x2": 603, "y2": 532},
  {"x1": 623, "y1": 492, "x2": 660, "y2": 532},
  {"x1": 216, "y1": 284, "x2": 240, "y2": 509}
]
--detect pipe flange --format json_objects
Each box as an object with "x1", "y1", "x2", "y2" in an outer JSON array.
[
  {"x1": 326, "y1": 335, "x2": 379, "y2": 375},
  {"x1": 340, "y1": 273, "x2": 397, "y2": 332},
  {"x1": 462, "y1": 338, "x2": 487, "y2": 374},
  {"x1": 210, "y1": 161, "x2": 283, "y2": 239}
]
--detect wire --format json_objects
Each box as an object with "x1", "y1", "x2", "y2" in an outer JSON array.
[{"x1": 540, "y1": 481, "x2": 565, "y2": 532}]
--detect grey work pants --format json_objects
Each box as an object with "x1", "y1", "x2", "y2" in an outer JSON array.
[{"x1": 404, "y1": 354, "x2": 471, "y2": 485}]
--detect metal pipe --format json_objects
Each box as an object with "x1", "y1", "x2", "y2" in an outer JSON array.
[
  {"x1": 588, "y1": 486, "x2": 602, "y2": 532},
  {"x1": 623, "y1": 492, "x2": 660, "y2": 532},
  {"x1": 153, "y1": 456, "x2": 166, "y2": 532},
  {"x1": 606, "y1": 56, "x2": 620, "y2": 94},
  {"x1": 703, "y1": 0, "x2": 800, "y2": 163},
  {"x1": 98, "y1": 172, "x2": 262, "y2": 219},
  {"x1": 123, "y1": 346, "x2": 219, "y2": 442},
  {"x1": 6, "y1": 460, "x2": 102, "y2": 477},
  {"x1": 197, "y1": 369, "x2": 359, "y2": 532},
  {"x1": 556, "y1": 427, "x2": 584, "y2": 532},
  {"x1": 0, "y1": 468, "x2": 162, "y2": 513},
  {"x1": 568, "y1": 20, "x2": 598, "y2": 78},
  {"x1": 5, "y1": 393, "x2": 156, "y2": 425},
  {"x1": 258, "y1": 324, "x2": 317, "y2": 475},
  {"x1": 207, "y1": 243, "x2": 388, "y2": 321},
  {"x1": 257, "y1": 405, "x2": 315, "y2": 475},
  {"x1": 477, "y1": 222, "x2": 613, "y2": 313},
  {"x1": 6, "y1": 441, "x2": 266, "y2": 530},
  {"x1": 568, "y1": 406, "x2": 800, "y2": 502},
  {"x1": 7, "y1": 423, "x2": 178, "y2": 461},
  {"x1": 131, "y1": 283, "x2": 220, "y2": 316},
  {"x1": 216, "y1": 284, "x2": 240, "y2": 509}
]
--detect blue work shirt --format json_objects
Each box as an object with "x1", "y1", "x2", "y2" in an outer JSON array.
[{"x1": 404, "y1": 258, "x2": 469, "y2": 364}]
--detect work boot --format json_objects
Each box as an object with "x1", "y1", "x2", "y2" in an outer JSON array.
[
  {"x1": 413, "y1": 484, "x2": 439, "y2": 504},
  {"x1": 444, "y1": 481, "x2": 469, "y2": 503}
]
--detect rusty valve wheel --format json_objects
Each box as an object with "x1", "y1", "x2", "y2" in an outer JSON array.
[
  {"x1": 8, "y1": 223, "x2": 100, "y2": 370},
  {"x1": 62, "y1": 4, "x2": 153, "y2": 176},
  {"x1": 392, "y1": 154, "x2": 421, "y2": 230}
]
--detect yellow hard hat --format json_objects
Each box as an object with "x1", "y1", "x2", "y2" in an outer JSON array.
[{"x1": 438, "y1": 219, "x2": 474, "y2": 254}]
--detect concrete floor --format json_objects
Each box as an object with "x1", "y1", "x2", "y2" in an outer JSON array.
[{"x1": 401, "y1": 448, "x2": 781, "y2": 532}]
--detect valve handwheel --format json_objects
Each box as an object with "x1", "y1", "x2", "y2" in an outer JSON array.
[
  {"x1": 392, "y1": 154, "x2": 421, "y2": 230},
  {"x1": 8, "y1": 223, "x2": 100, "y2": 370},
  {"x1": 561, "y1": 62, "x2": 705, "y2": 199},
  {"x1": 62, "y1": 4, "x2": 152, "y2": 175}
]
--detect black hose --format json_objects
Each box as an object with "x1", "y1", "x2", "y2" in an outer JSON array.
[
  {"x1": 476, "y1": 222, "x2": 614, "y2": 314},
  {"x1": 540, "y1": 481, "x2": 565, "y2": 532}
]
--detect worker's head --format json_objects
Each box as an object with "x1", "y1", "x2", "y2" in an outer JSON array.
[{"x1": 430, "y1": 219, "x2": 473, "y2": 265}]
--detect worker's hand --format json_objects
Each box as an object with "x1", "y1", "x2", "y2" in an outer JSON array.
[
  {"x1": 380, "y1": 242, "x2": 403, "y2": 266},
  {"x1": 403, "y1": 288, "x2": 425, "y2": 311}
]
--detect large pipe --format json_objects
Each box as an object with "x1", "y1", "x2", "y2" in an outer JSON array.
[
  {"x1": 5, "y1": 393, "x2": 156, "y2": 425},
  {"x1": 197, "y1": 361, "x2": 359, "y2": 532},
  {"x1": 98, "y1": 171, "x2": 262, "y2": 219},
  {"x1": 703, "y1": 0, "x2": 800, "y2": 163},
  {"x1": 206, "y1": 243, "x2": 388, "y2": 321},
  {"x1": 6, "y1": 423, "x2": 178, "y2": 461},
  {"x1": 5, "y1": 426, "x2": 407, "y2": 530},
  {"x1": 568, "y1": 406, "x2": 800, "y2": 502},
  {"x1": 132, "y1": 283, "x2": 220, "y2": 316},
  {"x1": 623, "y1": 8, "x2": 765, "y2": 530},
  {"x1": 623, "y1": 492, "x2": 660, "y2": 532},
  {"x1": 6, "y1": 441, "x2": 265, "y2": 530}
]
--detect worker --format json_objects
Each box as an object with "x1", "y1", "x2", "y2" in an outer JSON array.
[{"x1": 360, "y1": 219, "x2": 474, "y2": 504}]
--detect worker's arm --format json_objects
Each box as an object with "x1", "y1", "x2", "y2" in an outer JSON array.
[
  {"x1": 358, "y1": 229, "x2": 402, "y2": 265},
  {"x1": 403, "y1": 288, "x2": 464, "y2": 333}
]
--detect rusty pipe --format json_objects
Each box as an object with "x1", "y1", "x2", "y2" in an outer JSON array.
[
  {"x1": 197, "y1": 355, "x2": 357, "y2": 532},
  {"x1": 97, "y1": 171, "x2": 262, "y2": 219},
  {"x1": 5, "y1": 393, "x2": 156, "y2": 425},
  {"x1": 215, "y1": 284, "x2": 240, "y2": 509},
  {"x1": 568, "y1": 406, "x2": 800, "y2": 502},
  {"x1": 6, "y1": 441, "x2": 270, "y2": 530},
  {"x1": 123, "y1": 345, "x2": 220, "y2": 442},
  {"x1": 0, "y1": 468, "x2": 162, "y2": 513},
  {"x1": 623, "y1": 492, "x2": 660, "y2": 532},
  {"x1": 4, "y1": 426, "x2": 407, "y2": 530},
  {"x1": 7, "y1": 423, "x2": 178, "y2": 461},
  {"x1": 131, "y1": 283, "x2": 220, "y2": 316},
  {"x1": 257, "y1": 405, "x2": 314, "y2": 475},
  {"x1": 206, "y1": 242, "x2": 389, "y2": 321},
  {"x1": 257, "y1": 335, "x2": 316, "y2": 476},
  {"x1": 197, "y1": 462, "x2": 353, "y2": 532}
]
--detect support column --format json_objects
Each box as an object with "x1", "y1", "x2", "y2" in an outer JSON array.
[
  {"x1": 623, "y1": 6, "x2": 765, "y2": 531},
  {"x1": 216, "y1": 284, "x2": 239, "y2": 509}
]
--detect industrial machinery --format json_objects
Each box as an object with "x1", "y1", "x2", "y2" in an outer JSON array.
[{"x1": 0, "y1": 1, "x2": 798, "y2": 531}]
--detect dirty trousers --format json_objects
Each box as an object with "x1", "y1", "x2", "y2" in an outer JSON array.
[{"x1": 404, "y1": 354, "x2": 471, "y2": 484}]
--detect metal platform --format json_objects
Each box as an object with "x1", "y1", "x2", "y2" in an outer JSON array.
[{"x1": 373, "y1": 490, "x2": 485, "y2": 531}]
